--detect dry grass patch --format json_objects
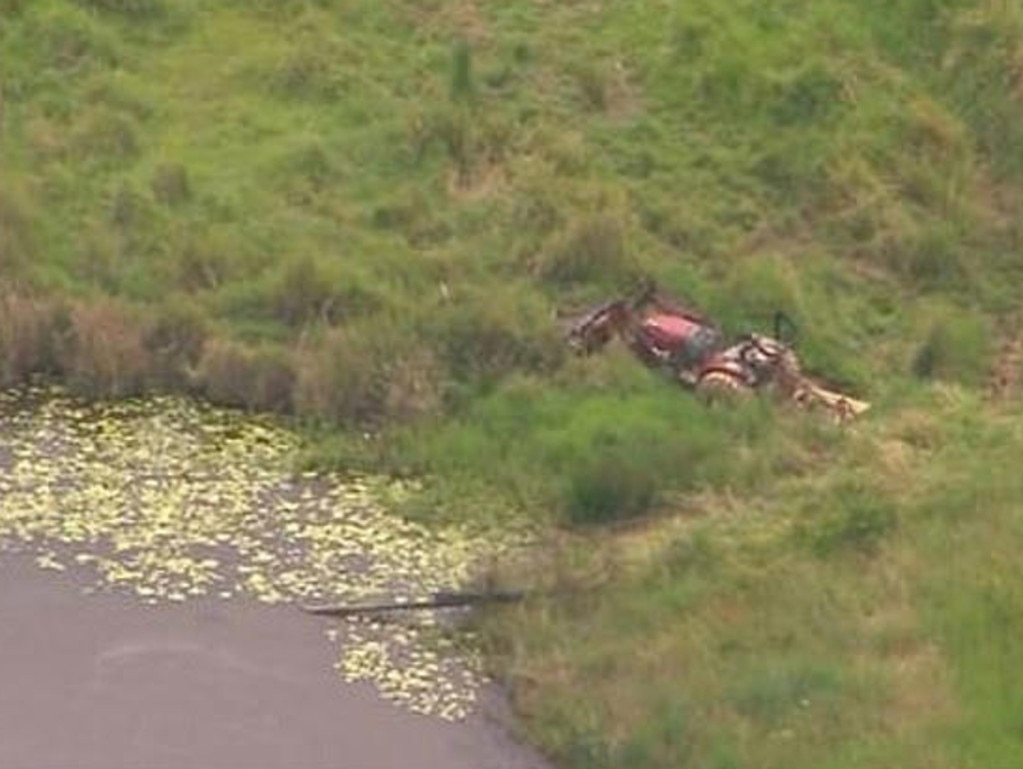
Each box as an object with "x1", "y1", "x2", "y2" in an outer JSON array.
[
  {"x1": 0, "y1": 293, "x2": 59, "y2": 386},
  {"x1": 63, "y1": 299, "x2": 150, "y2": 397}
]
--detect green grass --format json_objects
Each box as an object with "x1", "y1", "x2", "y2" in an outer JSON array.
[{"x1": 3, "y1": 1, "x2": 1023, "y2": 766}]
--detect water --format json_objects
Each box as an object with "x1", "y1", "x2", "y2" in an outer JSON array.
[{"x1": 0, "y1": 388, "x2": 547, "y2": 769}]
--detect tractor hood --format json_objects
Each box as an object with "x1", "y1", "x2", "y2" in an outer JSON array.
[{"x1": 641, "y1": 313, "x2": 705, "y2": 349}]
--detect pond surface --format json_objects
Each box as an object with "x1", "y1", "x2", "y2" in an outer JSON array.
[{"x1": 0, "y1": 388, "x2": 547, "y2": 769}]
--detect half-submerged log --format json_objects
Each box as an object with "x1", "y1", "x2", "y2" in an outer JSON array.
[{"x1": 302, "y1": 589, "x2": 525, "y2": 618}]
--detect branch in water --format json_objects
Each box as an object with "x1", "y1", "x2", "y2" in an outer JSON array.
[{"x1": 301, "y1": 590, "x2": 526, "y2": 617}]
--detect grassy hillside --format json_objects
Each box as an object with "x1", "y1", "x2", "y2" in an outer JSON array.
[{"x1": 3, "y1": 1, "x2": 1023, "y2": 766}]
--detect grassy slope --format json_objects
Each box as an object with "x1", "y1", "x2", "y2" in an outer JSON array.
[{"x1": 4, "y1": 1, "x2": 1023, "y2": 767}]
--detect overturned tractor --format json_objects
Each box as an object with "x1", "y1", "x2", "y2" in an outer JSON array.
[{"x1": 565, "y1": 283, "x2": 869, "y2": 422}]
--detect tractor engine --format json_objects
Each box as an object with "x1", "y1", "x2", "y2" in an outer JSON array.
[
  {"x1": 695, "y1": 333, "x2": 800, "y2": 392},
  {"x1": 632, "y1": 313, "x2": 724, "y2": 384}
]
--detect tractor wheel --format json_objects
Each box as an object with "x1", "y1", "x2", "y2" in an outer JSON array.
[{"x1": 696, "y1": 370, "x2": 751, "y2": 405}]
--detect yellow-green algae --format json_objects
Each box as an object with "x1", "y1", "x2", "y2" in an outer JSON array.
[{"x1": 0, "y1": 387, "x2": 524, "y2": 721}]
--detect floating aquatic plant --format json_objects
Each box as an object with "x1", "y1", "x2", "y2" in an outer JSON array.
[{"x1": 0, "y1": 387, "x2": 524, "y2": 720}]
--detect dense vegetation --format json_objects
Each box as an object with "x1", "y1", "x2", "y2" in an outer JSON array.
[{"x1": 3, "y1": 1, "x2": 1023, "y2": 766}]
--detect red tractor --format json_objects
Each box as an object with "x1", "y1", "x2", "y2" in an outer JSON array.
[{"x1": 565, "y1": 283, "x2": 869, "y2": 421}]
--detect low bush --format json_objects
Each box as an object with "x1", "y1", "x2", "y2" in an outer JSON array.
[
  {"x1": 143, "y1": 299, "x2": 209, "y2": 390},
  {"x1": 109, "y1": 182, "x2": 151, "y2": 229},
  {"x1": 265, "y1": 31, "x2": 347, "y2": 102},
  {"x1": 70, "y1": 107, "x2": 141, "y2": 164},
  {"x1": 175, "y1": 228, "x2": 250, "y2": 292},
  {"x1": 718, "y1": 255, "x2": 803, "y2": 334},
  {"x1": 232, "y1": 254, "x2": 381, "y2": 329},
  {"x1": 912, "y1": 307, "x2": 993, "y2": 388},
  {"x1": 411, "y1": 102, "x2": 516, "y2": 189},
  {"x1": 286, "y1": 139, "x2": 337, "y2": 185},
  {"x1": 435, "y1": 287, "x2": 564, "y2": 385},
  {"x1": 382, "y1": 346, "x2": 446, "y2": 424},
  {"x1": 295, "y1": 328, "x2": 388, "y2": 427},
  {"x1": 196, "y1": 338, "x2": 297, "y2": 413},
  {"x1": 21, "y1": 5, "x2": 123, "y2": 73},
  {"x1": 272, "y1": 256, "x2": 339, "y2": 328},
  {"x1": 565, "y1": 452, "x2": 660, "y2": 525},
  {"x1": 295, "y1": 322, "x2": 444, "y2": 428},
  {"x1": 897, "y1": 224, "x2": 970, "y2": 293},
  {"x1": 151, "y1": 162, "x2": 191, "y2": 206},
  {"x1": 0, "y1": 293, "x2": 58, "y2": 386},
  {"x1": 61, "y1": 299, "x2": 150, "y2": 398},
  {"x1": 538, "y1": 211, "x2": 634, "y2": 286},
  {"x1": 795, "y1": 484, "x2": 897, "y2": 556},
  {"x1": 394, "y1": 380, "x2": 778, "y2": 525}
]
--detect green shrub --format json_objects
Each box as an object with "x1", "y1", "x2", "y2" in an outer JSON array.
[
  {"x1": 110, "y1": 182, "x2": 149, "y2": 229},
  {"x1": 912, "y1": 308, "x2": 993, "y2": 388},
  {"x1": 272, "y1": 255, "x2": 338, "y2": 327},
  {"x1": 768, "y1": 63, "x2": 844, "y2": 127},
  {"x1": 0, "y1": 181, "x2": 38, "y2": 278},
  {"x1": 23, "y1": 6, "x2": 123, "y2": 72},
  {"x1": 292, "y1": 141, "x2": 335, "y2": 185},
  {"x1": 450, "y1": 39, "x2": 475, "y2": 103},
  {"x1": 575, "y1": 64, "x2": 610, "y2": 112},
  {"x1": 266, "y1": 33, "x2": 346, "y2": 101},
  {"x1": 539, "y1": 212, "x2": 635, "y2": 286},
  {"x1": 897, "y1": 224, "x2": 970, "y2": 292},
  {"x1": 82, "y1": 73, "x2": 155, "y2": 121},
  {"x1": 436, "y1": 287, "x2": 564, "y2": 384},
  {"x1": 566, "y1": 452, "x2": 659, "y2": 524},
  {"x1": 412, "y1": 103, "x2": 515, "y2": 188},
  {"x1": 70, "y1": 107, "x2": 141, "y2": 163},
  {"x1": 395, "y1": 381, "x2": 776, "y2": 525},
  {"x1": 151, "y1": 162, "x2": 191, "y2": 206},
  {"x1": 175, "y1": 228, "x2": 249, "y2": 292},
  {"x1": 796, "y1": 485, "x2": 897, "y2": 556},
  {"x1": 718, "y1": 255, "x2": 802, "y2": 334},
  {"x1": 369, "y1": 189, "x2": 448, "y2": 246}
]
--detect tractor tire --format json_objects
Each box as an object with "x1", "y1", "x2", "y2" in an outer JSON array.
[{"x1": 696, "y1": 370, "x2": 751, "y2": 405}]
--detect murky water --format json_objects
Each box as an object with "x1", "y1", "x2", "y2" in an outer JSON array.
[{"x1": 0, "y1": 387, "x2": 546, "y2": 769}]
